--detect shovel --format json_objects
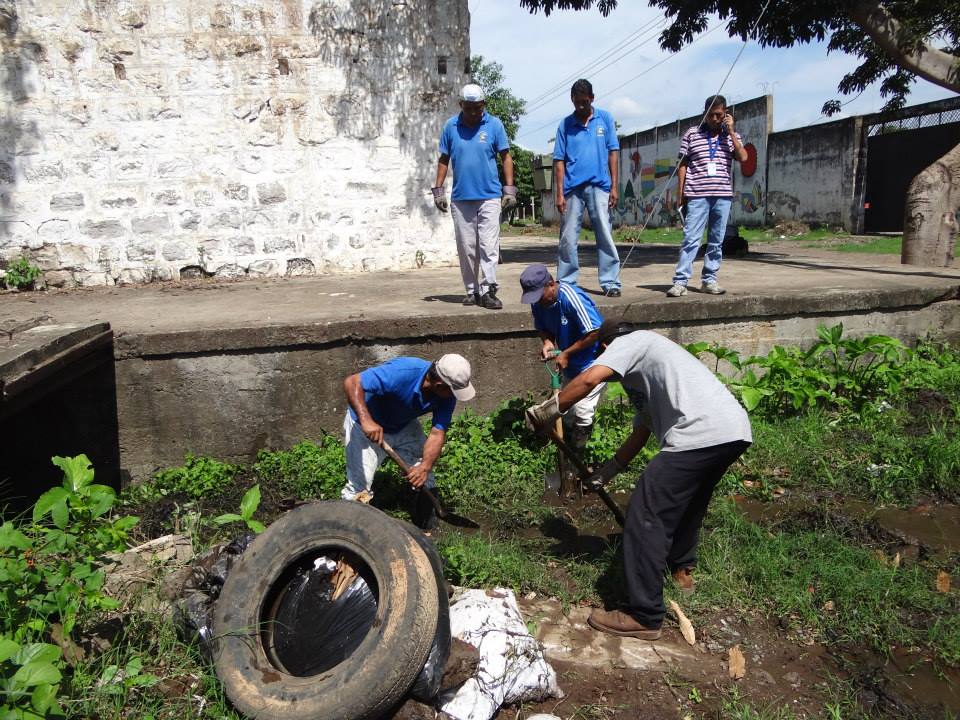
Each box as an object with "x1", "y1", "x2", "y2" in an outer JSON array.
[
  {"x1": 544, "y1": 427, "x2": 626, "y2": 527},
  {"x1": 380, "y1": 440, "x2": 480, "y2": 529}
]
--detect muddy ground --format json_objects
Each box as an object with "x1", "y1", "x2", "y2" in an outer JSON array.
[{"x1": 130, "y1": 478, "x2": 959, "y2": 720}]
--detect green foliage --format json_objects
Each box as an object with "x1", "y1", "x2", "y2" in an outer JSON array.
[
  {"x1": 433, "y1": 399, "x2": 555, "y2": 526},
  {"x1": 213, "y1": 484, "x2": 266, "y2": 533},
  {"x1": 438, "y1": 532, "x2": 603, "y2": 604},
  {"x1": 252, "y1": 437, "x2": 346, "y2": 500},
  {"x1": 0, "y1": 455, "x2": 138, "y2": 719},
  {"x1": 2, "y1": 255, "x2": 41, "y2": 290},
  {"x1": 469, "y1": 55, "x2": 525, "y2": 142},
  {"x1": 687, "y1": 323, "x2": 942, "y2": 416},
  {"x1": 509, "y1": 145, "x2": 536, "y2": 207},
  {"x1": 150, "y1": 454, "x2": 240, "y2": 500}
]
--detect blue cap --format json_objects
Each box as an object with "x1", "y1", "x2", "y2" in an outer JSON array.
[{"x1": 519, "y1": 264, "x2": 552, "y2": 304}]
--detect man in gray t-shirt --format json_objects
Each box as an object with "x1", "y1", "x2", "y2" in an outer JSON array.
[{"x1": 526, "y1": 321, "x2": 751, "y2": 640}]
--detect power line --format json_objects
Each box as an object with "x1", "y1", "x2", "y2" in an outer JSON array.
[
  {"x1": 522, "y1": 14, "x2": 666, "y2": 109},
  {"x1": 523, "y1": 17, "x2": 667, "y2": 114},
  {"x1": 516, "y1": 23, "x2": 719, "y2": 143}
]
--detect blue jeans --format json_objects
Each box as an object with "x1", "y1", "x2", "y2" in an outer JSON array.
[
  {"x1": 672, "y1": 197, "x2": 732, "y2": 286},
  {"x1": 558, "y1": 185, "x2": 621, "y2": 291}
]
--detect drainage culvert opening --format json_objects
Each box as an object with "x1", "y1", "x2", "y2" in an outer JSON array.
[{"x1": 261, "y1": 547, "x2": 379, "y2": 677}]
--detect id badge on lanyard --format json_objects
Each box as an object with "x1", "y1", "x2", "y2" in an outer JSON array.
[{"x1": 706, "y1": 133, "x2": 720, "y2": 176}]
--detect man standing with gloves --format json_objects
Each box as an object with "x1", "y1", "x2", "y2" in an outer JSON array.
[
  {"x1": 433, "y1": 83, "x2": 516, "y2": 310},
  {"x1": 526, "y1": 321, "x2": 751, "y2": 639}
]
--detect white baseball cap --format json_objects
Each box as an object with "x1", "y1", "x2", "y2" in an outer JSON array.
[
  {"x1": 460, "y1": 84, "x2": 485, "y2": 103},
  {"x1": 435, "y1": 354, "x2": 476, "y2": 401}
]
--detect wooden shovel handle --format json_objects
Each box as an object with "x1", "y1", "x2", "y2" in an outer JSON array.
[{"x1": 380, "y1": 440, "x2": 447, "y2": 519}]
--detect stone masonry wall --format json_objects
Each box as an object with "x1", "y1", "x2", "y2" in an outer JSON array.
[{"x1": 0, "y1": 0, "x2": 468, "y2": 286}]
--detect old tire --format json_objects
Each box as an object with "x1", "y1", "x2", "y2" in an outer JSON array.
[{"x1": 211, "y1": 501, "x2": 440, "y2": 720}]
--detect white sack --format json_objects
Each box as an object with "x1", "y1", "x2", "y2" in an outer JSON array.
[{"x1": 439, "y1": 588, "x2": 562, "y2": 720}]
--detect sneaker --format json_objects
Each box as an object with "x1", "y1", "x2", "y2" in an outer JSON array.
[
  {"x1": 701, "y1": 280, "x2": 726, "y2": 295},
  {"x1": 462, "y1": 293, "x2": 478, "y2": 306},
  {"x1": 666, "y1": 283, "x2": 687, "y2": 298},
  {"x1": 603, "y1": 287, "x2": 622, "y2": 298},
  {"x1": 672, "y1": 567, "x2": 695, "y2": 596},
  {"x1": 587, "y1": 608, "x2": 661, "y2": 640},
  {"x1": 478, "y1": 290, "x2": 503, "y2": 310}
]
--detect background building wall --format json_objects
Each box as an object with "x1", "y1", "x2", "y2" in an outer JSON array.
[{"x1": 0, "y1": 0, "x2": 468, "y2": 286}]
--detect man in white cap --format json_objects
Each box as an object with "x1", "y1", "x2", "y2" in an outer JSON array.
[
  {"x1": 342, "y1": 354, "x2": 475, "y2": 529},
  {"x1": 433, "y1": 83, "x2": 516, "y2": 310}
]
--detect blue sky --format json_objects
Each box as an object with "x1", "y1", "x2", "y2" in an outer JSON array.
[{"x1": 468, "y1": 0, "x2": 956, "y2": 152}]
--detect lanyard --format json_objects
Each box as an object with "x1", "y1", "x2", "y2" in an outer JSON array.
[{"x1": 706, "y1": 131, "x2": 721, "y2": 160}]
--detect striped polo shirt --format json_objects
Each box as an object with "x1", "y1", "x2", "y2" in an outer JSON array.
[{"x1": 678, "y1": 125, "x2": 742, "y2": 198}]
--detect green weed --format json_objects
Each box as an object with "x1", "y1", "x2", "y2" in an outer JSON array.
[
  {"x1": 0, "y1": 455, "x2": 139, "y2": 718},
  {"x1": 213, "y1": 484, "x2": 266, "y2": 534},
  {"x1": 252, "y1": 436, "x2": 346, "y2": 500},
  {"x1": 2, "y1": 255, "x2": 41, "y2": 290},
  {"x1": 691, "y1": 500, "x2": 960, "y2": 666},
  {"x1": 148, "y1": 454, "x2": 240, "y2": 500}
]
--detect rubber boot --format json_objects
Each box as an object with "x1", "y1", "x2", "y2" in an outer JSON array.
[{"x1": 411, "y1": 489, "x2": 439, "y2": 533}]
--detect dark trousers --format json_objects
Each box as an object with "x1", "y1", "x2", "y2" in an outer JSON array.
[{"x1": 623, "y1": 440, "x2": 750, "y2": 627}]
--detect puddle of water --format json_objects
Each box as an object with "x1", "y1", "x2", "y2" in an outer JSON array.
[
  {"x1": 844, "y1": 500, "x2": 960, "y2": 554},
  {"x1": 732, "y1": 496, "x2": 960, "y2": 555},
  {"x1": 887, "y1": 648, "x2": 960, "y2": 713}
]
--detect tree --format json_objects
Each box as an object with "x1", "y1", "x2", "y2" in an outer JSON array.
[
  {"x1": 470, "y1": 55, "x2": 527, "y2": 142},
  {"x1": 519, "y1": 0, "x2": 960, "y2": 266}
]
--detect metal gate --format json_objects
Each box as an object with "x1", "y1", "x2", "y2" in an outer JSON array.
[{"x1": 863, "y1": 113, "x2": 960, "y2": 233}]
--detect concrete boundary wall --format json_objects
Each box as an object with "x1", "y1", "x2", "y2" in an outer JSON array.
[
  {"x1": 766, "y1": 117, "x2": 863, "y2": 231},
  {"x1": 114, "y1": 288, "x2": 960, "y2": 480}
]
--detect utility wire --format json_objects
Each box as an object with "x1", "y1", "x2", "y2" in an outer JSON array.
[
  {"x1": 617, "y1": 0, "x2": 774, "y2": 276},
  {"x1": 517, "y1": 22, "x2": 719, "y2": 143},
  {"x1": 523, "y1": 17, "x2": 668, "y2": 115},
  {"x1": 522, "y1": 14, "x2": 666, "y2": 109}
]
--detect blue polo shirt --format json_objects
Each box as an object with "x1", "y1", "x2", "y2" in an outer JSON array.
[
  {"x1": 349, "y1": 357, "x2": 455, "y2": 433},
  {"x1": 532, "y1": 283, "x2": 604, "y2": 379},
  {"x1": 553, "y1": 108, "x2": 619, "y2": 195},
  {"x1": 439, "y1": 111, "x2": 510, "y2": 201}
]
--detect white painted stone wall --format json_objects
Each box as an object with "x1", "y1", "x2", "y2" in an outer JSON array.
[{"x1": 0, "y1": 0, "x2": 468, "y2": 286}]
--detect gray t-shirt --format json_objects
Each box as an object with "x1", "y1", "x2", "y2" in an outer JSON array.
[{"x1": 596, "y1": 331, "x2": 752, "y2": 452}]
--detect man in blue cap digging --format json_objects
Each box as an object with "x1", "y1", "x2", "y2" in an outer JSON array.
[{"x1": 520, "y1": 262, "x2": 604, "y2": 491}]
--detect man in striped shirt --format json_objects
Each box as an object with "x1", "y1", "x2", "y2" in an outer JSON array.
[
  {"x1": 520, "y1": 263, "x2": 605, "y2": 486},
  {"x1": 667, "y1": 95, "x2": 747, "y2": 297}
]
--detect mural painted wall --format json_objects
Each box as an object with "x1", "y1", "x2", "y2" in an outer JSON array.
[{"x1": 614, "y1": 95, "x2": 772, "y2": 228}]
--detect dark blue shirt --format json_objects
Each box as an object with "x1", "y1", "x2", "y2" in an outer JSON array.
[
  {"x1": 532, "y1": 283, "x2": 604, "y2": 379},
  {"x1": 350, "y1": 357, "x2": 455, "y2": 433},
  {"x1": 553, "y1": 108, "x2": 619, "y2": 195}
]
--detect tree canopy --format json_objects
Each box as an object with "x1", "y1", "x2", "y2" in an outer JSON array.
[
  {"x1": 470, "y1": 55, "x2": 527, "y2": 142},
  {"x1": 518, "y1": 0, "x2": 960, "y2": 113}
]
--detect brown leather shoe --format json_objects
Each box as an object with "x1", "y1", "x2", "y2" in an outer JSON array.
[
  {"x1": 672, "y1": 567, "x2": 695, "y2": 595},
  {"x1": 587, "y1": 609, "x2": 661, "y2": 639}
]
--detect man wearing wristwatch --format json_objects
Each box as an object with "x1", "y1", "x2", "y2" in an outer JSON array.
[
  {"x1": 432, "y1": 83, "x2": 516, "y2": 310},
  {"x1": 667, "y1": 94, "x2": 748, "y2": 298}
]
